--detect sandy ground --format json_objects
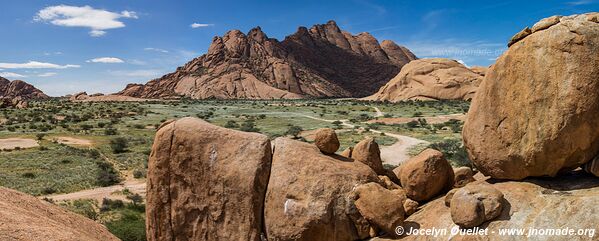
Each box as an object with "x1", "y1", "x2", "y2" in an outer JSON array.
[
  {"x1": 42, "y1": 179, "x2": 146, "y2": 203},
  {"x1": 367, "y1": 113, "x2": 466, "y2": 125},
  {"x1": 0, "y1": 138, "x2": 39, "y2": 150},
  {"x1": 53, "y1": 136, "x2": 94, "y2": 146}
]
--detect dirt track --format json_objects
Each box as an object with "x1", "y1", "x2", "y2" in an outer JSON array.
[
  {"x1": 43, "y1": 179, "x2": 146, "y2": 202},
  {"x1": 299, "y1": 109, "x2": 428, "y2": 165}
]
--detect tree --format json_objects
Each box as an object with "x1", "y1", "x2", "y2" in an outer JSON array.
[
  {"x1": 127, "y1": 193, "x2": 143, "y2": 206},
  {"x1": 36, "y1": 133, "x2": 46, "y2": 141},
  {"x1": 110, "y1": 137, "x2": 129, "y2": 154},
  {"x1": 224, "y1": 120, "x2": 239, "y2": 128},
  {"x1": 285, "y1": 125, "x2": 303, "y2": 139}
]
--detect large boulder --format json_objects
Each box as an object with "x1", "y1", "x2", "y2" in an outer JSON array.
[
  {"x1": 264, "y1": 138, "x2": 380, "y2": 241},
  {"x1": 352, "y1": 137, "x2": 385, "y2": 175},
  {"x1": 450, "y1": 184, "x2": 505, "y2": 228},
  {"x1": 314, "y1": 128, "x2": 340, "y2": 154},
  {"x1": 0, "y1": 187, "x2": 118, "y2": 241},
  {"x1": 364, "y1": 58, "x2": 484, "y2": 101},
  {"x1": 373, "y1": 171, "x2": 599, "y2": 241},
  {"x1": 393, "y1": 149, "x2": 454, "y2": 202},
  {"x1": 353, "y1": 183, "x2": 406, "y2": 238},
  {"x1": 146, "y1": 117, "x2": 272, "y2": 241},
  {"x1": 464, "y1": 13, "x2": 599, "y2": 180}
]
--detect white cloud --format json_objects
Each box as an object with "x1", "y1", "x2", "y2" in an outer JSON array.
[
  {"x1": 0, "y1": 61, "x2": 80, "y2": 69},
  {"x1": 144, "y1": 47, "x2": 169, "y2": 53},
  {"x1": 567, "y1": 0, "x2": 594, "y2": 5},
  {"x1": 34, "y1": 5, "x2": 138, "y2": 37},
  {"x1": 87, "y1": 57, "x2": 124, "y2": 63},
  {"x1": 190, "y1": 23, "x2": 214, "y2": 28},
  {"x1": 0, "y1": 72, "x2": 26, "y2": 78},
  {"x1": 38, "y1": 72, "x2": 57, "y2": 77}
]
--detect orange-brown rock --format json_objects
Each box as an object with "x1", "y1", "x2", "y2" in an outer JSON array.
[
  {"x1": 403, "y1": 198, "x2": 419, "y2": 216},
  {"x1": 265, "y1": 137, "x2": 379, "y2": 241},
  {"x1": 463, "y1": 13, "x2": 599, "y2": 180},
  {"x1": 314, "y1": 128, "x2": 340, "y2": 154},
  {"x1": 393, "y1": 149, "x2": 454, "y2": 202},
  {"x1": 453, "y1": 166, "x2": 475, "y2": 188},
  {"x1": 373, "y1": 171, "x2": 599, "y2": 241},
  {"x1": 118, "y1": 21, "x2": 416, "y2": 99},
  {"x1": 0, "y1": 187, "x2": 118, "y2": 241},
  {"x1": 146, "y1": 117, "x2": 272, "y2": 241},
  {"x1": 340, "y1": 147, "x2": 353, "y2": 158},
  {"x1": 353, "y1": 182, "x2": 405, "y2": 238},
  {"x1": 352, "y1": 137, "x2": 385, "y2": 175},
  {"x1": 450, "y1": 184, "x2": 504, "y2": 228},
  {"x1": 364, "y1": 58, "x2": 483, "y2": 102},
  {"x1": 0, "y1": 77, "x2": 48, "y2": 100}
]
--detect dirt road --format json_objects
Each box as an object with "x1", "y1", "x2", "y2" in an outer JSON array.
[
  {"x1": 43, "y1": 179, "x2": 146, "y2": 202},
  {"x1": 299, "y1": 112, "x2": 428, "y2": 165}
]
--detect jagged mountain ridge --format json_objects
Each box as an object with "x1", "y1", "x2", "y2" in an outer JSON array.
[{"x1": 118, "y1": 20, "x2": 417, "y2": 99}]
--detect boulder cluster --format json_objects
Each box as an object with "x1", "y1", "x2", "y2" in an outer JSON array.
[
  {"x1": 146, "y1": 119, "x2": 471, "y2": 240},
  {"x1": 145, "y1": 12, "x2": 599, "y2": 241}
]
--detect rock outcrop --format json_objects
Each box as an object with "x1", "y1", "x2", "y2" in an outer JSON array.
[
  {"x1": 69, "y1": 91, "x2": 148, "y2": 102},
  {"x1": 373, "y1": 171, "x2": 599, "y2": 241},
  {"x1": 146, "y1": 118, "x2": 272, "y2": 241},
  {"x1": 0, "y1": 187, "x2": 118, "y2": 241},
  {"x1": 353, "y1": 183, "x2": 405, "y2": 238},
  {"x1": 450, "y1": 184, "x2": 505, "y2": 228},
  {"x1": 352, "y1": 137, "x2": 385, "y2": 175},
  {"x1": 394, "y1": 149, "x2": 454, "y2": 202},
  {"x1": 463, "y1": 13, "x2": 599, "y2": 180},
  {"x1": 364, "y1": 58, "x2": 484, "y2": 102},
  {"x1": 0, "y1": 77, "x2": 48, "y2": 101},
  {"x1": 264, "y1": 137, "x2": 380, "y2": 241},
  {"x1": 314, "y1": 128, "x2": 340, "y2": 154},
  {"x1": 118, "y1": 21, "x2": 417, "y2": 99},
  {"x1": 453, "y1": 167, "x2": 475, "y2": 188}
]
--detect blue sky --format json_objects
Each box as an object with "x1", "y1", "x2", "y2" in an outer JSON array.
[{"x1": 0, "y1": 0, "x2": 597, "y2": 96}]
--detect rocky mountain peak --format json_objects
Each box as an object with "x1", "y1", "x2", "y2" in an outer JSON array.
[{"x1": 118, "y1": 20, "x2": 418, "y2": 99}]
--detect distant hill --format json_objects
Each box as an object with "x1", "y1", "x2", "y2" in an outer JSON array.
[
  {"x1": 0, "y1": 76, "x2": 48, "y2": 99},
  {"x1": 118, "y1": 20, "x2": 417, "y2": 99}
]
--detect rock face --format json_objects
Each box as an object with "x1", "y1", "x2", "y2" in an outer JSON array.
[
  {"x1": 450, "y1": 184, "x2": 505, "y2": 228},
  {"x1": 394, "y1": 149, "x2": 454, "y2": 202},
  {"x1": 0, "y1": 77, "x2": 48, "y2": 100},
  {"x1": 453, "y1": 167, "x2": 475, "y2": 188},
  {"x1": 352, "y1": 137, "x2": 385, "y2": 175},
  {"x1": 373, "y1": 171, "x2": 599, "y2": 241},
  {"x1": 0, "y1": 187, "x2": 118, "y2": 241},
  {"x1": 364, "y1": 58, "x2": 484, "y2": 102},
  {"x1": 146, "y1": 118, "x2": 272, "y2": 241},
  {"x1": 463, "y1": 13, "x2": 599, "y2": 180},
  {"x1": 118, "y1": 21, "x2": 417, "y2": 99},
  {"x1": 353, "y1": 183, "x2": 405, "y2": 238},
  {"x1": 265, "y1": 138, "x2": 379, "y2": 241},
  {"x1": 314, "y1": 128, "x2": 340, "y2": 154},
  {"x1": 583, "y1": 156, "x2": 599, "y2": 177}
]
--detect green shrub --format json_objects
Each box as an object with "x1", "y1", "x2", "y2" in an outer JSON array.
[
  {"x1": 106, "y1": 209, "x2": 146, "y2": 241},
  {"x1": 110, "y1": 137, "x2": 129, "y2": 153}
]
